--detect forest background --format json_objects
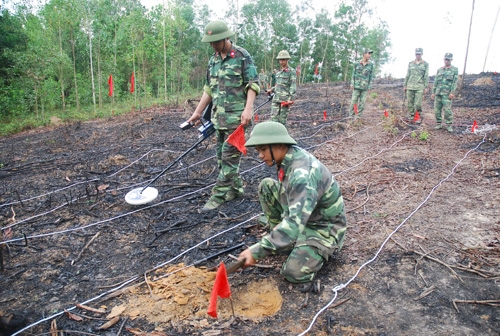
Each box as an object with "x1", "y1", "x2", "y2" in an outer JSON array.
[{"x1": 0, "y1": 0, "x2": 392, "y2": 136}]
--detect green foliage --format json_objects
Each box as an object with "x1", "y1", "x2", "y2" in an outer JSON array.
[
  {"x1": 419, "y1": 130, "x2": 429, "y2": 140},
  {"x1": 0, "y1": 0, "x2": 394, "y2": 136},
  {"x1": 382, "y1": 113, "x2": 398, "y2": 135},
  {"x1": 370, "y1": 92, "x2": 378, "y2": 99}
]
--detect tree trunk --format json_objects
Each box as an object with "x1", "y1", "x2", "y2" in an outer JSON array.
[
  {"x1": 89, "y1": 31, "x2": 97, "y2": 111},
  {"x1": 460, "y1": 0, "x2": 475, "y2": 93},
  {"x1": 58, "y1": 24, "x2": 66, "y2": 110},
  {"x1": 97, "y1": 35, "x2": 102, "y2": 108},
  {"x1": 70, "y1": 30, "x2": 80, "y2": 111}
]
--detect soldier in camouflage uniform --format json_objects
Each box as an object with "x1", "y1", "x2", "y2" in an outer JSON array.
[
  {"x1": 431, "y1": 53, "x2": 458, "y2": 132},
  {"x1": 349, "y1": 49, "x2": 374, "y2": 118},
  {"x1": 266, "y1": 50, "x2": 296, "y2": 125},
  {"x1": 187, "y1": 21, "x2": 260, "y2": 211},
  {"x1": 404, "y1": 48, "x2": 429, "y2": 122},
  {"x1": 259, "y1": 69, "x2": 268, "y2": 91},
  {"x1": 238, "y1": 122, "x2": 347, "y2": 283}
]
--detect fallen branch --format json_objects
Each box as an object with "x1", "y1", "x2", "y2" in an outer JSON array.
[
  {"x1": 71, "y1": 231, "x2": 101, "y2": 265},
  {"x1": 452, "y1": 299, "x2": 500, "y2": 313},
  {"x1": 412, "y1": 250, "x2": 462, "y2": 282}
]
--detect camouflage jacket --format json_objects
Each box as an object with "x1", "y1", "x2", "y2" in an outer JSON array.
[
  {"x1": 404, "y1": 60, "x2": 429, "y2": 90},
  {"x1": 350, "y1": 61, "x2": 374, "y2": 90},
  {"x1": 250, "y1": 146, "x2": 347, "y2": 260},
  {"x1": 204, "y1": 43, "x2": 260, "y2": 131},
  {"x1": 432, "y1": 66, "x2": 458, "y2": 96},
  {"x1": 271, "y1": 67, "x2": 296, "y2": 102},
  {"x1": 259, "y1": 73, "x2": 268, "y2": 83}
]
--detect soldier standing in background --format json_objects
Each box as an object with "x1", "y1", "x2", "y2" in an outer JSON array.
[
  {"x1": 404, "y1": 48, "x2": 429, "y2": 123},
  {"x1": 259, "y1": 69, "x2": 268, "y2": 91},
  {"x1": 238, "y1": 121, "x2": 347, "y2": 285},
  {"x1": 349, "y1": 49, "x2": 374, "y2": 118},
  {"x1": 431, "y1": 53, "x2": 458, "y2": 132},
  {"x1": 187, "y1": 21, "x2": 260, "y2": 211},
  {"x1": 266, "y1": 50, "x2": 296, "y2": 125}
]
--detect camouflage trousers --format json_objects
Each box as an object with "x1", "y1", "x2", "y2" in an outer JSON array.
[
  {"x1": 434, "y1": 94, "x2": 453, "y2": 124},
  {"x1": 270, "y1": 102, "x2": 290, "y2": 125},
  {"x1": 258, "y1": 178, "x2": 335, "y2": 283},
  {"x1": 406, "y1": 89, "x2": 424, "y2": 117},
  {"x1": 349, "y1": 89, "x2": 368, "y2": 117},
  {"x1": 211, "y1": 129, "x2": 244, "y2": 200}
]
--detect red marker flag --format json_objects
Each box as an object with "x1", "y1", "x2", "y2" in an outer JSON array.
[
  {"x1": 254, "y1": 114, "x2": 259, "y2": 122},
  {"x1": 227, "y1": 124, "x2": 247, "y2": 155},
  {"x1": 354, "y1": 104, "x2": 358, "y2": 115},
  {"x1": 108, "y1": 75, "x2": 113, "y2": 97},
  {"x1": 384, "y1": 110, "x2": 389, "y2": 118},
  {"x1": 323, "y1": 110, "x2": 327, "y2": 121},
  {"x1": 130, "y1": 72, "x2": 135, "y2": 93},
  {"x1": 314, "y1": 64, "x2": 319, "y2": 76},
  {"x1": 471, "y1": 120, "x2": 478, "y2": 133},
  {"x1": 207, "y1": 263, "x2": 231, "y2": 318},
  {"x1": 414, "y1": 111, "x2": 420, "y2": 122}
]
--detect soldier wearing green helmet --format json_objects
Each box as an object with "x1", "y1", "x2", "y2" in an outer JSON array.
[
  {"x1": 238, "y1": 121, "x2": 347, "y2": 285},
  {"x1": 431, "y1": 53, "x2": 458, "y2": 132},
  {"x1": 266, "y1": 50, "x2": 296, "y2": 125},
  {"x1": 187, "y1": 21, "x2": 260, "y2": 211},
  {"x1": 404, "y1": 48, "x2": 429, "y2": 122}
]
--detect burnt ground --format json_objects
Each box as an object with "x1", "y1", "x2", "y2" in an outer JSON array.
[{"x1": 0, "y1": 73, "x2": 499, "y2": 336}]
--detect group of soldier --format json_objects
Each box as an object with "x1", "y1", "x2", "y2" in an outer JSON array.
[
  {"x1": 186, "y1": 20, "x2": 459, "y2": 288},
  {"x1": 350, "y1": 47, "x2": 459, "y2": 132}
]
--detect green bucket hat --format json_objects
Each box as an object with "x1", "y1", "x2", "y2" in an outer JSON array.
[
  {"x1": 245, "y1": 121, "x2": 297, "y2": 147},
  {"x1": 202, "y1": 21, "x2": 235, "y2": 43}
]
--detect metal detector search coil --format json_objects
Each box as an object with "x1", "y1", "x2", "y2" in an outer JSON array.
[{"x1": 125, "y1": 187, "x2": 159, "y2": 205}]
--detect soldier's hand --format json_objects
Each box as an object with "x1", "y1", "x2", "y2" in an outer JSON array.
[
  {"x1": 241, "y1": 107, "x2": 253, "y2": 126},
  {"x1": 431, "y1": 94, "x2": 435, "y2": 100},
  {"x1": 238, "y1": 249, "x2": 256, "y2": 268},
  {"x1": 449, "y1": 93, "x2": 455, "y2": 100}
]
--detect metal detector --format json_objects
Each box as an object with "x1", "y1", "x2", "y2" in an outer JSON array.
[{"x1": 125, "y1": 103, "x2": 214, "y2": 205}]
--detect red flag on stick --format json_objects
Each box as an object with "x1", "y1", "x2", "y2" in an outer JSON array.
[
  {"x1": 323, "y1": 110, "x2": 327, "y2": 121},
  {"x1": 384, "y1": 110, "x2": 389, "y2": 118},
  {"x1": 130, "y1": 72, "x2": 135, "y2": 93},
  {"x1": 108, "y1": 75, "x2": 113, "y2": 97},
  {"x1": 207, "y1": 263, "x2": 231, "y2": 318},
  {"x1": 471, "y1": 120, "x2": 478, "y2": 133},
  {"x1": 254, "y1": 114, "x2": 259, "y2": 122},
  {"x1": 227, "y1": 124, "x2": 247, "y2": 155},
  {"x1": 314, "y1": 64, "x2": 319, "y2": 76},
  {"x1": 354, "y1": 104, "x2": 358, "y2": 115},
  {"x1": 413, "y1": 111, "x2": 420, "y2": 122}
]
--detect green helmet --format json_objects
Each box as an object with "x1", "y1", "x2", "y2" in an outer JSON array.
[
  {"x1": 245, "y1": 121, "x2": 297, "y2": 147},
  {"x1": 201, "y1": 21, "x2": 234, "y2": 43},
  {"x1": 276, "y1": 50, "x2": 291, "y2": 60}
]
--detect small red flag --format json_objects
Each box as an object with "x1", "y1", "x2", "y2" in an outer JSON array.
[
  {"x1": 227, "y1": 124, "x2": 247, "y2": 155},
  {"x1": 108, "y1": 75, "x2": 113, "y2": 97},
  {"x1": 323, "y1": 110, "x2": 327, "y2": 121},
  {"x1": 254, "y1": 114, "x2": 259, "y2": 122},
  {"x1": 384, "y1": 110, "x2": 389, "y2": 118},
  {"x1": 354, "y1": 104, "x2": 358, "y2": 115},
  {"x1": 130, "y1": 72, "x2": 135, "y2": 93},
  {"x1": 207, "y1": 263, "x2": 231, "y2": 318},
  {"x1": 314, "y1": 64, "x2": 319, "y2": 76},
  {"x1": 414, "y1": 111, "x2": 420, "y2": 122},
  {"x1": 471, "y1": 120, "x2": 478, "y2": 133}
]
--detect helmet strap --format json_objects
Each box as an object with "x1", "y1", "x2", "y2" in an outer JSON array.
[{"x1": 269, "y1": 144, "x2": 276, "y2": 166}]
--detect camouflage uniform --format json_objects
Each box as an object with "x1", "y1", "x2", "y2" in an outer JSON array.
[
  {"x1": 205, "y1": 43, "x2": 260, "y2": 201},
  {"x1": 249, "y1": 146, "x2": 347, "y2": 283},
  {"x1": 270, "y1": 67, "x2": 296, "y2": 125},
  {"x1": 404, "y1": 60, "x2": 429, "y2": 118},
  {"x1": 349, "y1": 60, "x2": 374, "y2": 117},
  {"x1": 259, "y1": 71, "x2": 268, "y2": 90},
  {"x1": 432, "y1": 65, "x2": 458, "y2": 126}
]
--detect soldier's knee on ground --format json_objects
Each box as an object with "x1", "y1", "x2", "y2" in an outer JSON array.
[{"x1": 281, "y1": 245, "x2": 325, "y2": 283}]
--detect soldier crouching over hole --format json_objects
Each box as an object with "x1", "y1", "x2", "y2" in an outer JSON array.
[{"x1": 238, "y1": 121, "x2": 347, "y2": 285}]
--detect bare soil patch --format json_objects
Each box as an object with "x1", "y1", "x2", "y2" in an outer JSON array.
[{"x1": 1, "y1": 73, "x2": 499, "y2": 336}]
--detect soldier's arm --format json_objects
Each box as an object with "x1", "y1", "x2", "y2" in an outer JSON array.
[
  {"x1": 404, "y1": 62, "x2": 410, "y2": 89},
  {"x1": 249, "y1": 167, "x2": 320, "y2": 260},
  {"x1": 289, "y1": 70, "x2": 297, "y2": 100},
  {"x1": 451, "y1": 67, "x2": 459, "y2": 94}
]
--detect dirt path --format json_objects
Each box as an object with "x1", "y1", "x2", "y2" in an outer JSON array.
[{"x1": 1, "y1": 75, "x2": 499, "y2": 335}]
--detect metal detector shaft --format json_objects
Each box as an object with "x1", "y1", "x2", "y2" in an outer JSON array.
[
  {"x1": 254, "y1": 93, "x2": 274, "y2": 114},
  {"x1": 140, "y1": 134, "x2": 212, "y2": 193}
]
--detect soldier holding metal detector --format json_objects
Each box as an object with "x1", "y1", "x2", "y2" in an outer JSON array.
[
  {"x1": 266, "y1": 50, "x2": 296, "y2": 125},
  {"x1": 238, "y1": 122, "x2": 347, "y2": 285},
  {"x1": 186, "y1": 21, "x2": 260, "y2": 211}
]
